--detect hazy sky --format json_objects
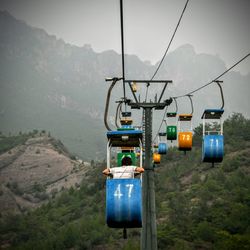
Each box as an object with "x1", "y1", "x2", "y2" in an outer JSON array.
[{"x1": 0, "y1": 0, "x2": 249, "y2": 74}]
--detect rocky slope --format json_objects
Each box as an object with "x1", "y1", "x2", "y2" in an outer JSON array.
[{"x1": 0, "y1": 132, "x2": 91, "y2": 215}]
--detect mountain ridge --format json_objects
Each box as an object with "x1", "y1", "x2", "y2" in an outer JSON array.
[{"x1": 0, "y1": 10, "x2": 249, "y2": 160}]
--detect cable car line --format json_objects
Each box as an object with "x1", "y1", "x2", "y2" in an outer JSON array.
[
  {"x1": 142, "y1": 0, "x2": 190, "y2": 139},
  {"x1": 143, "y1": 0, "x2": 190, "y2": 104},
  {"x1": 173, "y1": 52, "x2": 250, "y2": 99},
  {"x1": 152, "y1": 52, "x2": 249, "y2": 143},
  {"x1": 103, "y1": 0, "x2": 248, "y2": 244},
  {"x1": 119, "y1": 0, "x2": 126, "y2": 102},
  {"x1": 150, "y1": 0, "x2": 190, "y2": 81}
]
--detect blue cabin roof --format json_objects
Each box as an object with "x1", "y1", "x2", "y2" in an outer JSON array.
[
  {"x1": 107, "y1": 130, "x2": 143, "y2": 147},
  {"x1": 201, "y1": 109, "x2": 224, "y2": 119}
]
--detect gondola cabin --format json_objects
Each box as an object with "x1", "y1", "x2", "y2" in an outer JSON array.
[
  {"x1": 106, "y1": 178, "x2": 142, "y2": 228},
  {"x1": 166, "y1": 112, "x2": 177, "y2": 141},
  {"x1": 178, "y1": 114, "x2": 193, "y2": 151},
  {"x1": 153, "y1": 152, "x2": 161, "y2": 164},
  {"x1": 201, "y1": 109, "x2": 224, "y2": 163},
  {"x1": 106, "y1": 129, "x2": 143, "y2": 229},
  {"x1": 119, "y1": 111, "x2": 134, "y2": 129},
  {"x1": 158, "y1": 132, "x2": 168, "y2": 154},
  {"x1": 158, "y1": 143, "x2": 167, "y2": 154}
]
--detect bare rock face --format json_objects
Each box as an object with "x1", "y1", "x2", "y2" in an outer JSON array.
[{"x1": 0, "y1": 134, "x2": 90, "y2": 215}]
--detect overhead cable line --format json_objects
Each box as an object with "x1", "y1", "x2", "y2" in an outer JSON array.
[
  {"x1": 150, "y1": 0, "x2": 190, "y2": 81},
  {"x1": 152, "y1": 52, "x2": 250, "y2": 142},
  {"x1": 143, "y1": 0, "x2": 190, "y2": 131},
  {"x1": 173, "y1": 52, "x2": 250, "y2": 99},
  {"x1": 120, "y1": 0, "x2": 126, "y2": 102}
]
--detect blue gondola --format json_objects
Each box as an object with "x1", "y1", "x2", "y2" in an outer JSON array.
[
  {"x1": 201, "y1": 109, "x2": 224, "y2": 163},
  {"x1": 158, "y1": 142, "x2": 167, "y2": 154},
  {"x1": 106, "y1": 178, "x2": 142, "y2": 228},
  {"x1": 158, "y1": 132, "x2": 168, "y2": 154},
  {"x1": 106, "y1": 128, "x2": 143, "y2": 229},
  {"x1": 202, "y1": 135, "x2": 224, "y2": 162}
]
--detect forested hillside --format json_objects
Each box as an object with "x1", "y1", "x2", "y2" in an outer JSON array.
[{"x1": 0, "y1": 113, "x2": 249, "y2": 250}]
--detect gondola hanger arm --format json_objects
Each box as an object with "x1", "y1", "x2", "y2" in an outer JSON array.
[
  {"x1": 104, "y1": 77, "x2": 123, "y2": 131},
  {"x1": 214, "y1": 80, "x2": 224, "y2": 109}
]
